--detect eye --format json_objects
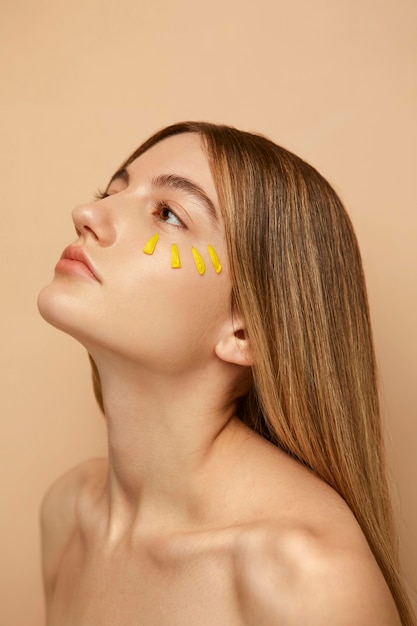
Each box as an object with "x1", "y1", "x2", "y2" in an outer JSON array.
[
  {"x1": 93, "y1": 188, "x2": 109, "y2": 201},
  {"x1": 154, "y1": 201, "x2": 185, "y2": 228}
]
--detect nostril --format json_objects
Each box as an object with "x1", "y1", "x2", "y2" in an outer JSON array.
[
  {"x1": 74, "y1": 224, "x2": 99, "y2": 240},
  {"x1": 84, "y1": 225, "x2": 99, "y2": 240}
]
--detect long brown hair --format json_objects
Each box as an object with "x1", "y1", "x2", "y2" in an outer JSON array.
[{"x1": 90, "y1": 122, "x2": 415, "y2": 625}]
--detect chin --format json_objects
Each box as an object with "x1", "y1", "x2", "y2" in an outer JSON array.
[
  {"x1": 37, "y1": 279, "x2": 113, "y2": 356},
  {"x1": 37, "y1": 280, "x2": 88, "y2": 339}
]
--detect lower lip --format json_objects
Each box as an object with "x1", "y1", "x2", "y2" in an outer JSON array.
[{"x1": 55, "y1": 258, "x2": 98, "y2": 281}]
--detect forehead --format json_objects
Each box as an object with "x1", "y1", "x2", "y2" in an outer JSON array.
[{"x1": 126, "y1": 133, "x2": 217, "y2": 201}]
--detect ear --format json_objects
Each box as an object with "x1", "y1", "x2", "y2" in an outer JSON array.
[{"x1": 215, "y1": 317, "x2": 253, "y2": 367}]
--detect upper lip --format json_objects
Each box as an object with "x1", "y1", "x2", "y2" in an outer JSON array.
[{"x1": 60, "y1": 245, "x2": 101, "y2": 281}]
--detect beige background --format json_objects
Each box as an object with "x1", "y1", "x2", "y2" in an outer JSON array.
[{"x1": 1, "y1": 0, "x2": 416, "y2": 623}]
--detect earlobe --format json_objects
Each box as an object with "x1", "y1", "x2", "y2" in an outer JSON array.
[{"x1": 215, "y1": 324, "x2": 253, "y2": 367}]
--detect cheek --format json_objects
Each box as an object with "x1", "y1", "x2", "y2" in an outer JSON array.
[
  {"x1": 37, "y1": 239, "x2": 232, "y2": 370},
  {"x1": 122, "y1": 238, "x2": 228, "y2": 308},
  {"x1": 105, "y1": 251, "x2": 231, "y2": 362},
  {"x1": 164, "y1": 272, "x2": 230, "y2": 331},
  {"x1": 120, "y1": 261, "x2": 229, "y2": 331}
]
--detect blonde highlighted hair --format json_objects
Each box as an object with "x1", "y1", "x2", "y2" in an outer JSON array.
[{"x1": 90, "y1": 122, "x2": 415, "y2": 625}]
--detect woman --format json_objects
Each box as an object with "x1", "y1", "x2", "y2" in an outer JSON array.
[{"x1": 38, "y1": 122, "x2": 415, "y2": 625}]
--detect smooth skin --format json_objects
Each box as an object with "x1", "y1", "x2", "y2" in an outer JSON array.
[{"x1": 38, "y1": 134, "x2": 401, "y2": 625}]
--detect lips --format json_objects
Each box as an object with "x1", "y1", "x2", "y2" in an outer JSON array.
[{"x1": 56, "y1": 245, "x2": 100, "y2": 281}]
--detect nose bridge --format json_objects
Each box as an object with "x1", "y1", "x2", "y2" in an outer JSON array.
[{"x1": 72, "y1": 199, "x2": 116, "y2": 245}]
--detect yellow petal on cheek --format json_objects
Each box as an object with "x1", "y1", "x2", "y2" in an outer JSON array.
[
  {"x1": 207, "y1": 245, "x2": 222, "y2": 274},
  {"x1": 143, "y1": 233, "x2": 160, "y2": 255},
  {"x1": 191, "y1": 247, "x2": 205, "y2": 275},
  {"x1": 171, "y1": 244, "x2": 181, "y2": 268}
]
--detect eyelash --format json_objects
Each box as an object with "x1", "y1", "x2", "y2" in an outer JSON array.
[
  {"x1": 93, "y1": 188, "x2": 108, "y2": 201},
  {"x1": 93, "y1": 189, "x2": 185, "y2": 229}
]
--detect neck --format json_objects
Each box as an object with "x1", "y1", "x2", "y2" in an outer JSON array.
[{"x1": 91, "y1": 352, "x2": 242, "y2": 541}]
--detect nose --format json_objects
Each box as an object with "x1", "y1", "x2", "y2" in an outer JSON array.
[{"x1": 72, "y1": 201, "x2": 116, "y2": 246}]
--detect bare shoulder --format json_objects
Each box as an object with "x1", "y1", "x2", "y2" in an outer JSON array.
[
  {"x1": 218, "y1": 426, "x2": 401, "y2": 624},
  {"x1": 233, "y1": 521, "x2": 401, "y2": 626},
  {"x1": 40, "y1": 457, "x2": 107, "y2": 598}
]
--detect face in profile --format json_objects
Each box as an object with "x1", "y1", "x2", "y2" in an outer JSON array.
[{"x1": 38, "y1": 133, "x2": 234, "y2": 374}]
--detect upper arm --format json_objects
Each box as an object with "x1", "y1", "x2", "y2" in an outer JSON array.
[
  {"x1": 234, "y1": 526, "x2": 402, "y2": 626},
  {"x1": 292, "y1": 547, "x2": 402, "y2": 626},
  {"x1": 39, "y1": 459, "x2": 99, "y2": 598}
]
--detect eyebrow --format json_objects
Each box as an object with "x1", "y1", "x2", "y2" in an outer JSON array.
[
  {"x1": 151, "y1": 174, "x2": 218, "y2": 226},
  {"x1": 108, "y1": 168, "x2": 218, "y2": 226}
]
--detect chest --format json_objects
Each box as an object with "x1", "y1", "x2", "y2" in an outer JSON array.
[{"x1": 47, "y1": 532, "x2": 242, "y2": 626}]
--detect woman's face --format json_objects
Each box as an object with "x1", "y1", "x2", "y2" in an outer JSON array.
[{"x1": 38, "y1": 133, "x2": 233, "y2": 374}]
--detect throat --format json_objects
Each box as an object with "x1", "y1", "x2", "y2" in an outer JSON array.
[
  {"x1": 88, "y1": 357, "x2": 242, "y2": 538},
  {"x1": 101, "y1": 408, "x2": 238, "y2": 540}
]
